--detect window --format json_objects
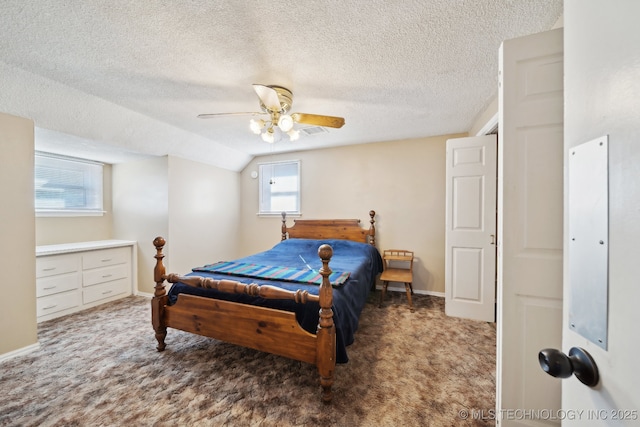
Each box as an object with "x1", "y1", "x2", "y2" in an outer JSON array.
[
  {"x1": 258, "y1": 160, "x2": 300, "y2": 215},
  {"x1": 35, "y1": 152, "x2": 104, "y2": 216}
]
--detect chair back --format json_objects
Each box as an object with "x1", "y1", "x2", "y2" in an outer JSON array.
[{"x1": 382, "y1": 249, "x2": 414, "y2": 272}]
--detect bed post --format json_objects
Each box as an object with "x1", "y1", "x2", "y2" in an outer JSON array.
[
  {"x1": 316, "y1": 244, "x2": 336, "y2": 403},
  {"x1": 281, "y1": 211, "x2": 287, "y2": 241},
  {"x1": 151, "y1": 236, "x2": 168, "y2": 351},
  {"x1": 368, "y1": 210, "x2": 376, "y2": 246}
]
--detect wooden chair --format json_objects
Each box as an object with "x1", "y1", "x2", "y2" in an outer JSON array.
[{"x1": 378, "y1": 249, "x2": 414, "y2": 312}]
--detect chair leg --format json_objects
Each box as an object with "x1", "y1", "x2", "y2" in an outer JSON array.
[
  {"x1": 379, "y1": 281, "x2": 389, "y2": 308},
  {"x1": 404, "y1": 283, "x2": 415, "y2": 312}
]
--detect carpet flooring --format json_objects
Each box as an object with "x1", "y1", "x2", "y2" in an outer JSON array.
[{"x1": 0, "y1": 292, "x2": 496, "y2": 426}]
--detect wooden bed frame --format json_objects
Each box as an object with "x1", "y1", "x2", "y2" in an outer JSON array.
[{"x1": 151, "y1": 210, "x2": 376, "y2": 402}]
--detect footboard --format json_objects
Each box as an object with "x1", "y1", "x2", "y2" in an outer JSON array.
[
  {"x1": 165, "y1": 294, "x2": 318, "y2": 363},
  {"x1": 151, "y1": 237, "x2": 337, "y2": 402}
]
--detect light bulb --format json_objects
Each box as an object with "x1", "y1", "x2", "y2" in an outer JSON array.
[
  {"x1": 277, "y1": 114, "x2": 294, "y2": 132},
  {"x1": 287, "y1": 129, "x2": 300, "y2": 141},
  {"x1": 249, "y1": 118, "x2": 264, "y2": 135},
  {"x1": 261, "y1": 127, "x2": 275, "y2": 143}
]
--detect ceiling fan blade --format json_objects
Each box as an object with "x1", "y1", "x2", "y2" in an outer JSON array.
[
  {"x1": 253, "y1": 84, "x2": 282, "y2": 112},
  {"x1": 291, "y1": 113, "x2": 345, "y2": 128},
  {"x1": 197, "y1": 112, "x2": 265, "y2": 119}
]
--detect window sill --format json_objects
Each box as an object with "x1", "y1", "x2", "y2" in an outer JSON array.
[
  {"x1": 257, "y1": 212, "x2": 302, "y2": 218},
  {"x1": 36, "y1": 210, "x2": 106, "y2": 218}
]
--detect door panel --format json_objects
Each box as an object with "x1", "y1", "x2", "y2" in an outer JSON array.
[
  {"x1": 497, "y1": 28, "x2": 564, "y2": 426},
  {"x1": 561, "y1": 1, "x2": 640, "y2": 422},
  {"x1": 453, "y1": 176, "x2": 483, "y2": 229},
  {"x1": 520, "y1": 297, "x2": 563, "y2": 412},
  {"x1": 445, "y1": 135, "x2": 497, "y2": 322},
  {"x1": 520, "y1": 127, "x2": 564, "y2": 254},
  {"x1": 451, "y1": 248, "x2": 482, "y2": 300}
]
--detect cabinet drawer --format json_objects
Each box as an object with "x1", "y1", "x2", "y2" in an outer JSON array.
[
  {"x1": 37, "y1": 289, "x2": 81, "y2": 317},
  {"x1": 83, "y1": 278, "x2": 129, "y2": 304},
  {"x1": 36, "y1": 272, "x2": 81, "y2": 297},
  {"x1": 83, "y1": 264, "x2": 129, "y2": 287},
  {"x1": 36, "y1": 254, "x2": 80, "y2": 278},
  {"x1": 82, "y1": 247, "x2": 129, "y2": 270}
]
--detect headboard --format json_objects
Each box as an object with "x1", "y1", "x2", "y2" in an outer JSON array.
[{"x1": 281, "y1": 210, "x2": 376, "y2": 246}]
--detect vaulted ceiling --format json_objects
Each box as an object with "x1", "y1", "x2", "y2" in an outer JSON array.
[{"x1": 0, "y1": 1, "x2": 562, "y2": 171}]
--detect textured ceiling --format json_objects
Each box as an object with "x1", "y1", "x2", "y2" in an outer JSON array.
[{"x1": 0, "y1": 1, "x2": 562, "y2": 171}]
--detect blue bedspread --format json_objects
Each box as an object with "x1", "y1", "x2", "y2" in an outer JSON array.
[{"x1": 166, "y1": 238, "x2": 383, "y2": 363}]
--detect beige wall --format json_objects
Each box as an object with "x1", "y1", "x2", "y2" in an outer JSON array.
[
  {"x1": 112, "y1": 156, "x2": 169, "y2": 295},
  {"x1": 240, "y1": 133, "x2": 467, "y2": 295},
  {"x1": 167, "y1": 156, "x2": 241, "y2": 278},
  {"x1": 35, "y1": 132, "x2": 465, "y2": 297},
  {"x1": 35, "y1": 164, "x2": 113, "y2": 245},
  {"x1": 112, "y1": 155, "x2": 241, "y2": 294},
  {"x1": 0, "y1": 112, "x2": 37, "y2": 355}
]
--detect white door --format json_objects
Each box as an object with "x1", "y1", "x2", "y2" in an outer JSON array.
[
  {"x1": 497, "y1": 28, "x2": 564, "y2": 425},
  {"x1": 445, "y1": 135, "x2": 497, "y2": 322},
  {"x1": 561, "y1": 1, "x2": 640, "y2": 423}
]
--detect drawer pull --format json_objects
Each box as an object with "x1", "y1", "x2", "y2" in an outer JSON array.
[
  {"x1": 102, "y1": 274, "x2": 113, "y2": 278},
  {"x1": 42, "y1": 267, "x2": 56, "y2": 272},
  {"x1": 43, "y1": 286, "x2": 57, "y2": 290},
  {"x1": 43, "y1": 304, "x2": 57, "y2": 310},
  {"x1": 102, "y1": 290, "x2": 113, "y2": 295},
  {"x1": 101, "y1": 259, "x2": 112, "y2": 262}
]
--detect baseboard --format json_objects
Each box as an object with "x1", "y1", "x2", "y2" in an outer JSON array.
[
  {"x1": 0, "y1": 342, "x2": 40, "y2": 363},
  {"x1": 376, "y1": 285, "x2": 444, "y2": 299},
  {"x1": 416, "y1": 289, "x2": 445, "y2": 298},
  {"x1": 135, "y1": 291, "x2": 153, "y2": 298}
]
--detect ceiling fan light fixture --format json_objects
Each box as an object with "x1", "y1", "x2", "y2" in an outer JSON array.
[
  {"x1": 200, "y1": 84, "x2": 344, "y2": 144},
  {"x1": 287, "y1": 129, "x2": 300, "y2": 141},
  {"x1": 249, "y1": 118, "x2": 264, "y2": 135},
  {"x1": 261, "y1": 127, "x2": 276, "y2": 143},
  {"x1": 277, "y1": 114, "x2": 294, "y2": 132}
]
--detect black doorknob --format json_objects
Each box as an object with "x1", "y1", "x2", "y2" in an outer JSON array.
[{"x1": 538, "y1": 347, "x2": 599, "y2": 387}]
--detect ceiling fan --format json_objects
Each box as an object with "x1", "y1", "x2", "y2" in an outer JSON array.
[{"x1": 197, "y1": 84, "x2": 345, "y2": 143}]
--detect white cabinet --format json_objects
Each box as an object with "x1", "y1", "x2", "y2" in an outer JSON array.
[
  {"x1": 36, "y1": 240, "x2": 137, "y2": 322},
  {"x1": 81, "y1": 247, "x2": 131, "y2": 305},
  {"x1": 35, "y1": 254, "x2": 82, "y2": 318}
]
